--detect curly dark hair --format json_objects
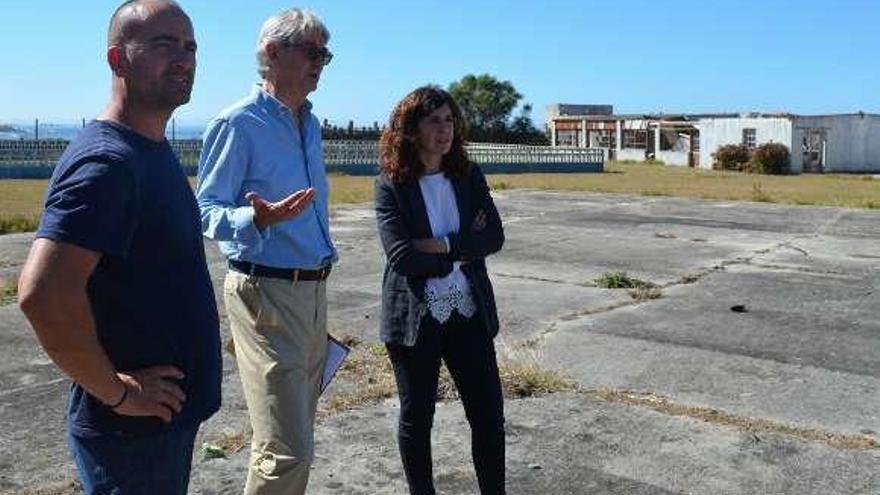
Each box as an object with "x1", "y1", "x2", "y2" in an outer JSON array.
[{"x1": 379, "y1": 86, "x2": 470, "y2": 183}]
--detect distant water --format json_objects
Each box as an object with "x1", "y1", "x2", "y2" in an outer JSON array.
[{"x1": 0, "y1": 123, "x2": 205, "y2": 141}]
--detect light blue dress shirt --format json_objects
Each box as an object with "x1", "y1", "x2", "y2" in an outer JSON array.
[{"x1": 196, "y1": 85, "x2": 336, "y2": 269}]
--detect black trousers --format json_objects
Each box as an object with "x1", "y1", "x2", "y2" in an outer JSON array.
[{"x1": 386, "y1": 311, "x2": 506, "y2": 495}]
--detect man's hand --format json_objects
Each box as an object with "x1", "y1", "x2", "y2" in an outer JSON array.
[
  {"x1": 246, "y1": 188, "x2": 316, "y2": 231},
  {"x1": 112, "y1": 365, "x2": 187, "y2": 423},
  {"x1": 413, "y1": 237, "x2": 447, "y2": 254}
]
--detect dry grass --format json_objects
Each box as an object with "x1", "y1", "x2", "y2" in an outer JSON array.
[
  {"x1": 319, "y1": 337, "x2": 577, "y2": 416},
  {"x1": 209, "y1": 430, "x2": 249, "y2": 456},
  {"x1": 0, "y1": 176, "x2": 376, "y2": 234},
  {"x1": 0, "y1": 179, "x2": 49, "y2": 218},
  {"x1": 498, "y1": 356, "x2": 577, "y2": 398},
  {"x1": 319, "y1": 339, "x2": 878, "y2": 452},
  {"x1": 584, "y1": 388, "x2": 879, "y2": 451},
  {"x1": 0, "y1": 215, "x2": 39, "y2": 234},
  {"x1": 320, "y1": 340, "x2": 397, "y2": 415},
  {"x1": 487, "y1": 161, "x2": 880, "y2": 209},
  {"x1": 327, "y1": 173, "x2": 375, "y2": 205},
  {"x1": 628, "y1": 286, "x2": 663, "y2": 301},
  {"x1": 0, "y1": 179, "x2": 47, "y2": 233},
  {"x1": 2, "y1": 164, "x2": 877, "y2": 234}
]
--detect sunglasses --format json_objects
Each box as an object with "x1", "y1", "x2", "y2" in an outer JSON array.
[{"x1": 284, "y1": 42, "x2": 333, "y2": 66}]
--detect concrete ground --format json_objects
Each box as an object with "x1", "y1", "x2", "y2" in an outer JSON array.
[{"x1": 1, "y1": 189, "x2": 879, "y2": 494}]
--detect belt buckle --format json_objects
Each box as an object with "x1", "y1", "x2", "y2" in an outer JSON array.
[{"x1": 320, "y1": 265, "x2": 330, "y2": 280}]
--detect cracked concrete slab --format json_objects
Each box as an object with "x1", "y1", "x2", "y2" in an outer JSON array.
[{"x1": 1, "y1": 189, "x2": 879, "y2": 494}]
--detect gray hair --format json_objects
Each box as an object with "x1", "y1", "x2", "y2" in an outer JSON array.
[{"x1": 256, "y1": 8, "x2": 330, "y2": 78}]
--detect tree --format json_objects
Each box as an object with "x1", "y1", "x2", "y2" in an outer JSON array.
[
  {"x1": 448, "y1": 74, "x2": 547, "y2": 144},
  {"x1": 448, "y1": 74, "x2": 521, "y2": 140},
  {"x1": 508, "y1": 104, "x2": 549, "y2": 145}
]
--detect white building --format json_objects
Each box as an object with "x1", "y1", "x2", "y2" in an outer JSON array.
[
  {"x1": 547, "y1": 105, "x2": 880, "y2": 173},
  {"x1": 699, "y1": 113, "x2": 880, "y2": 173}
]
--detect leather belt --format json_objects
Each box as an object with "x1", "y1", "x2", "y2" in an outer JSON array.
[{"x1": 228, "y1": 259, "x2": 331, "y2": 281}]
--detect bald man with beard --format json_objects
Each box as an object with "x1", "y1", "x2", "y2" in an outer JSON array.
[{"x1": 17, "y1": 1, "x2": 220, "y2": 493}]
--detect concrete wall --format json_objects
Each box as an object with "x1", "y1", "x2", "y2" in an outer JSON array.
[
  {"x1": 698, "y1": 118, "x2": 792, "y2": 170},
  {"x1": 657, "y1": 151, "x2": 690, "y2": 166},
  {"x1": 794, "y1": 115, "x2": 880, "y2": 173},
  {"x1": 617, "y1": 148, "x2": 647, "y2": 162},
  {"x1": 0, "y1": 166, "x2": 54, "y2": 179},
  {"x1": 789, "y1": 126, "x2": 805, "y2": 174}
]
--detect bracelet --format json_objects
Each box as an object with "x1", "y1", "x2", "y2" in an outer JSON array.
[{"x1": 107, "y1": 384, "x2": 128, "y2": 409}]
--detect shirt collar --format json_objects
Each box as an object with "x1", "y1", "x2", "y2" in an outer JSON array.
[{"x1": 252, "y1": 84, "x2": 313, "y2": 120}]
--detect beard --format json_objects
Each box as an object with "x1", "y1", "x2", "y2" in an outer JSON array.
[
  {"x1": 158, "y1": 75, "x2": 194, "y2": 107},
  {"x1": 130, "y1": 73, "x2": 194, "y2": 110}
]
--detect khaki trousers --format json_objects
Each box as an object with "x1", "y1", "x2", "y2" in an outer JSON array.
[{"x1": 224, "y1": 270, "x2": 328, "y2": 495}]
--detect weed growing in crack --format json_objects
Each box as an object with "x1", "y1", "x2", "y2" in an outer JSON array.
[
  {"x1": 629, "y1": 286, "x2": 662, "y2": 301},
  {"x1": 594, "y1": 272, "x2": 655, "y2": 290}
]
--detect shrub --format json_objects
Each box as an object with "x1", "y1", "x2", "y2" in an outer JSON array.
[
  {"x1": 749, "y1": 143, "x2": 790, "y2": 175},
  {"x1": 712, "y1": 144, "x2": 751, "y2": 171}
]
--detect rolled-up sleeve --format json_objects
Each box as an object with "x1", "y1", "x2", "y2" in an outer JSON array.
[{"x1": 196, "y1": 118, "x2": 269, "y2": 256}]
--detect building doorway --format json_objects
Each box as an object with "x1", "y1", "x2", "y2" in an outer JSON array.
[{"x1": 802, "y1": 129, "x2": 827, "y2": 173}]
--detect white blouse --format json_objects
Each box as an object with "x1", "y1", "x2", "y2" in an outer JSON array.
[{"x1": 418, "y1": 173, "x2": 477, "y2": 324}]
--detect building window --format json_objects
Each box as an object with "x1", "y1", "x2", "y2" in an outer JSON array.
[
  {"x1": 742, "y1": 128, "x2": 757, "y2": 149},
  {"x1": 622, "y1": 130, "x2": 647, "y2": 149},
  {"x1": 556, "y1": 130, "x2": 580, "y2": 146},
  {"x1": 593, "y1": 131, "x2": 615, "y2": 148}
]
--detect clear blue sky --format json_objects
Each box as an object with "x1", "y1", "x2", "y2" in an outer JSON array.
[{"x1": 1, "y1": 0, "x2": 878, "y2": 127}]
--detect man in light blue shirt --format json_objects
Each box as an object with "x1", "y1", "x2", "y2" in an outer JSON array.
[{"x1": 196, "y1": 8, "x2": 336, "y2": 495}]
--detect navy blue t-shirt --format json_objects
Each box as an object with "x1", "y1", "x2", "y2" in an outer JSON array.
[{"x1": 36, "y1": 120, "x2": 221, "y2": 437}]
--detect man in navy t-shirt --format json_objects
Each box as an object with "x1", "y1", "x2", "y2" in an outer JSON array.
[{"x1": 17, "y1": 1, "x2": 220, "y2": 493}]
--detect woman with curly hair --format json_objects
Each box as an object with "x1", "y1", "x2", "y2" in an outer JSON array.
[{"x1": 374, "y1": 85, "x2": 506, "y2": 494}]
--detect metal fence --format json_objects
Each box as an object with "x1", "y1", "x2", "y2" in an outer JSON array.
[
  {"x1": 0, "y1": 139, "x2": 604, "y2": 177},
  {"x1": 467, "y1": 143, "x2": 604, "y2": 164},
  {"x1": 323, "y1": 141, "x2": 603, "y2": 166},
  {"x1": 0, "y1": 139, "x2": 69, "y2": 167}
]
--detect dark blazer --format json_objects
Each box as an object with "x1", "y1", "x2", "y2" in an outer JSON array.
[{"x1": 375, "y1": 164, "x2": 505, "y2": 346}]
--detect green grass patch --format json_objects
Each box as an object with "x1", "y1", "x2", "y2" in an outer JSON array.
[
  {"x1": 594, "y1": 272, "x2": 662, "y2": 301},
  {"x1": 595, "y1": 271, "x2": 655, "y2": 289},
  {"x1": 203, "y1": 430, "x2": 249, "y2": 458},
  {"x1": 0, "y1": 279, "x2": 17, "y2": 306}
]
